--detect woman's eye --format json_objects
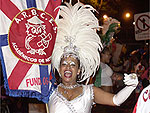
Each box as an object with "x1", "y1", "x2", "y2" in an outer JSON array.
[
  {"x1": 61, "y1": 63, "x2": 66, "y2": 66},
  {"x1": 61, "y1": 61, "x2": 76, "y2": 67},
  {"x1": 70, "y1": 62, "x2": 76, "y2": 66},
  {"x1": 61, "y1": 61, "x2": 67, "y2": 65}
]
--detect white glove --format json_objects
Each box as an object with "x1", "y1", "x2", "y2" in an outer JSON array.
[
  {"x1": 113, "y1": 73, "x2": 138, "y2": 106},
  {"x1": 123, "y1": 73, "x2": 139, "y2": 87}
]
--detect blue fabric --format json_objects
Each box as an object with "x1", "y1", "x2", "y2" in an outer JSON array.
[
  {"x1": 26, "y1": 0, "x2": 37, "y2": 8},
  {"x1": 0, "y1": 34, "x2": 8, "y2": 47},
  {"x1": 39, "y1": 65, "x2": 50, "y2": 96},
  {"x1": 0, "y1": 46, "x2": 8, "y2": 89}
]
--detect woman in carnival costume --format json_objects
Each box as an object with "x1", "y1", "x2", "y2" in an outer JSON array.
[{"x1": 48, "y1": 1, "x2": 138, "y2": 113}]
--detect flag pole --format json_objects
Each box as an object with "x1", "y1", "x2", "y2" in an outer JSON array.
[{"x1": 46, "y1": 103, "x2": 49, "y2": 113}]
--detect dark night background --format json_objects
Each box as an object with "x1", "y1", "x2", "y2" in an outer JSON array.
[
  {"x1": 99, "y1": 0, "x2": 149, "y2": 52},
  {"x1": 115, "y1": 0, "x2": 149, "y2": 44},
  {"x1": 67, "y1": 0, "x2": 149, "y2": 52},
  {"x1": 0, "y1": 0, "x2": 149, "y2": 113}
]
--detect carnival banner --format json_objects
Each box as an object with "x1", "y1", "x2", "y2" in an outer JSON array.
[{"x1": 0, "y1": 0, "x2": 62, "y2": 103}]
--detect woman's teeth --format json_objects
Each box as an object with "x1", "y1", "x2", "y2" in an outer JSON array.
[{"x1": 64, "y1": 71, "x2": 72, "y2": 78}]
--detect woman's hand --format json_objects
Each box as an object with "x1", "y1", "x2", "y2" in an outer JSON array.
[
  {"x1": 113, "y1": 73, "x2": 138, "y2": 106},
  {"x1": 123, "y1": 73, "x2": 138, "y2": 87}
]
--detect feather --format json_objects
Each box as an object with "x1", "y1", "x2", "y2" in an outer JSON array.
[{"x1": 52, "y1": 1, "x2": 103, "y2": 82}]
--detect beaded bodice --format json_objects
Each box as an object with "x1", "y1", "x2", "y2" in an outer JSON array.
[{"x1": 48, "y1": 84, "x2": 94, "y2": 113}]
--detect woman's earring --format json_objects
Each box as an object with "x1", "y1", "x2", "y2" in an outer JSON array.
[{"x1": 77, "y1": 74, "x2": 80, "y2": 81}]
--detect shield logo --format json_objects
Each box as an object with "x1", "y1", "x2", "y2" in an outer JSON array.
[{"x1": 8, "y1": 8, "x2": 57, "y2": 65}]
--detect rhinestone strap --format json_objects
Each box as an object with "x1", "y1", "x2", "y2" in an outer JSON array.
[{"x1": 59, "y1": 83, "x2": 81, "y2": 89}]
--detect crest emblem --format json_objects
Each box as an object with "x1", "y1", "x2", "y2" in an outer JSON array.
[{"x1": 8, "y1": 8, "x2": 57, "y2": 64}]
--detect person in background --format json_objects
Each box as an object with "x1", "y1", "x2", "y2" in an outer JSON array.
[
  {"x1": 92, "y1": 47, "x2": 113, "y2": 113},
  {"x1": 132, "y1": 84, "x2": 150, "y2": 113},
  {"x1": 99, "y1": 47, "x2": 113, "y2": 93}
]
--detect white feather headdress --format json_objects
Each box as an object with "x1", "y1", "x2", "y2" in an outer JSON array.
[{"x1": 52, "y1": 0, "x2": 103, "y2": 82}]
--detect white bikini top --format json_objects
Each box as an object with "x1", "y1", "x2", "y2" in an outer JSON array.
[{"x1": 48, "y1": 84, "x2": 94, "y2": 113}]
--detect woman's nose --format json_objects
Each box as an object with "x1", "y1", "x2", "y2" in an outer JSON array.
[{"x1": 66, "y1": 64, "x2": 71, "y2": 69}]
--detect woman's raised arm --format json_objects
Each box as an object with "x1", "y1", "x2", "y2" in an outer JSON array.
[{"x1": 93, "y1": 73, "x2": 138, "y2": 106}]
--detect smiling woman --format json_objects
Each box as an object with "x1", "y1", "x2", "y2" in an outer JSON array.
[
  {"x1": 59, "y1": 54, "x2": 80, "y2": 85},
  {"x1": 48, "y1": 1, "x2": 139, "y2": 113}
]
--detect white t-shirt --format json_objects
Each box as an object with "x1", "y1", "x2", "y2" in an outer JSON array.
[
  {"x1": 101, "y1": 62, "x2": 113, "y2": 86},
  {"x1": 48, "y1": 84, "x2": 94, "y2": 113},
  {"x1": 133, "y1": 85, "x2": 150, "y2": 113}
]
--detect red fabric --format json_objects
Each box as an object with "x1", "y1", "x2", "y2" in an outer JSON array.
[
  {"x1": 8, "y1": 61, "x2": 32, "y2": 89},
  {"x1": 132, "y1": 101, "x2": 138, "y2": 113},
  {"x1": 45, "y1": 0, "x2": 62, "y2": 19},
  {"x1": 1, "y1": 0, "x2": 20, "y2": 20}
]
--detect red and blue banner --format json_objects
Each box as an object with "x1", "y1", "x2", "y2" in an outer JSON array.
[{"x1": 0, "y1": 0, "x2": 62, "y2": 103}]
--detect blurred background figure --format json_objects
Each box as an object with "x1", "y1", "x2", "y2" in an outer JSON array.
[
  {"x1": 132, "y1": 85, "x2": 150, "y2": 113},
  {"x1": 99, "y1": 47, "x2": 113, "y2": 93}
]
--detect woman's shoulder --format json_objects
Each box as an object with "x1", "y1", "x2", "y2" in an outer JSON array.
[
  {"x1": 82, "y1": 84, "x2": 93, "y2": 88},
  {"x1": 82, "y1": 84, "x2": 94, "y2": 100},
  {"x1": 81, "y1": 84, "x2": 94, "y2": 93}
]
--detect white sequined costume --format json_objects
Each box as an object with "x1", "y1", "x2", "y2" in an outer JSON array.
[{"x1": 48, "y1": 85, "x2": 94, "y2": 113}]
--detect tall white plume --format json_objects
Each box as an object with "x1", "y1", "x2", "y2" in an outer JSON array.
[{"x1": 52, "y1": 1, "x2": 103, "y2": 82}]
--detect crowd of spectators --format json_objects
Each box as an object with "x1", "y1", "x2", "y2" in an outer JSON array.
[{"x1": 92, "y1": 44, "x2": 149, "y2": 113}]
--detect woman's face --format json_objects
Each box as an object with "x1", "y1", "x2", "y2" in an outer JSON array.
[{"x1": 59, "y1": 56, "x2": 80, "y2": 85}]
